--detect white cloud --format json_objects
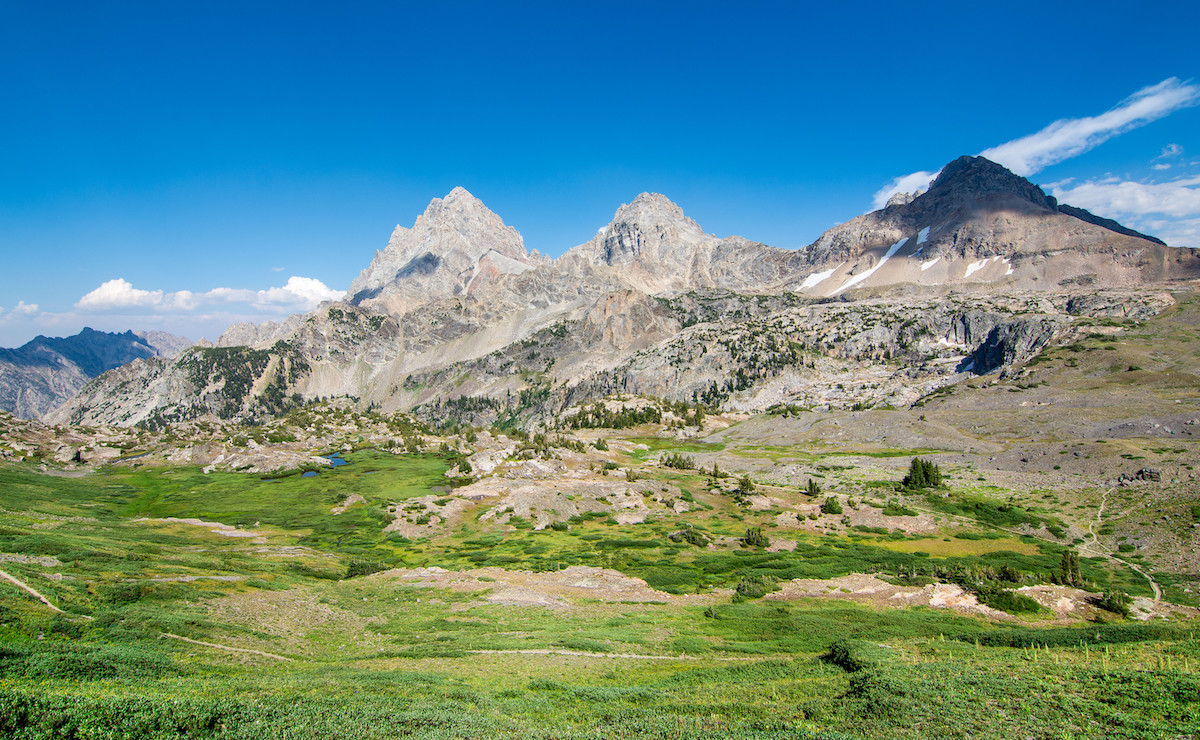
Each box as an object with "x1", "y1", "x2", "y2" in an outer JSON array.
[
  {"x1": 271, "y1": 266, "x2": 285, "y2": 272},
  {"x1": 0, "y1": 301, "x2": 40, "y2": 323},
  {"x1": 259, "y1": 276, "x2": 345, "y2": 307},
  {"x1": 9, "y1": 300, "x2": 40, "y2": 317},
  {"x1": 1153, "y1": 163, "x2": 1172, "y2": 170},
  {"x1": 77, "y1": 279, "x2": 164, "y2": 309},
  {"x1": 1051, "y1": 174, "x2": 1200, "y2": 247},
  {"x1": 75, "y1": 277, "x2": 345, "y2": 313},
  {"x1": 871, "y1": 170, "x2": 939, "y2": 210},
  {"x1": 1155, "y1": 143, "x2": 1184, "y2": 160},
  {"x1": 980, "y1": 78, "x2": 1200, "y2": 176},
  {"x1": 1052, "y1": 175, "x2": 1200, "y2": 219}
]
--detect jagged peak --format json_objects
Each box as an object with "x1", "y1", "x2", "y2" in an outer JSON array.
[
  {"x1": 922, "y1": 155, "x2": 1057, "y2": 210},
  {"x1": 614, "y1": 192, "x2": 686, "y2": 219},
  {"x1": 605, "y1": 192, "x2": 706, "y2": 237},
  {"x1": 419, "y1": 186, "x2": 493, "y2": 221}
]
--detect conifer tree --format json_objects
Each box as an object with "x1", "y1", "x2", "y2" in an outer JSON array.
[{"x1": 901, "y1": 457, "x2": 942, "y2": 490}]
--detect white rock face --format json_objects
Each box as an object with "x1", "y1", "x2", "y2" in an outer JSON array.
[
  {"x1": 216, "y1": 315, "x2": 304, "y2": 348},
  {"x1": 564, "y1": 193, "x2": 809, "y2": 295},
  {"x1": 346, "y1": 187, "x2": 539, "y2": 313}
]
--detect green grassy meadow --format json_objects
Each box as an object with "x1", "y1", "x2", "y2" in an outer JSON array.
[{"x1": 1, "y1": 433, "x2": 1198, "y2": 739}]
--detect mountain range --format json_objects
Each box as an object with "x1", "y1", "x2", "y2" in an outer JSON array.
[
  {"x1": 50, "y1": 156, "x2": 1200, "y2": 428},
  {"x1": 0, "y1": 328, "x2": 191, "y2": 419}
]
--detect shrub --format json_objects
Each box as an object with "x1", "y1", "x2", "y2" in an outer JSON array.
[
  {"x1": 733, "y1": 574, "x2": 777, "y2": 601},
  {"x1": 1095, "y1": 589, "x2": 1132, "y2": 618},
  {"x1": 741, "y1": 527, "x2": 770, "y2": 548},
  {"x1": 820, "y1": 497, "x2": 843, "y2": 515},
  {"x1": 346, "y1": 559, "x2": 390, "y2": 578},
  {"x1": 669, "y1": 526, "x2": 710, "y2": 547},
  {"x1": 823, "y1": 639, "x2": 890, "y2": 673},
  {"x1": 978, "y1": 589, "x2": 1042, "y2": 614}
]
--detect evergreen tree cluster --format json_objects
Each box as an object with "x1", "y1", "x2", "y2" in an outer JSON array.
[
  {"x1": 563, "y1": 401, "x2": 663, "y2": 430},
  {"x1": 900, "y1": 457, "x2": 942, "y2": 490},
  {"x1": 662, "y1": 452, "x2": 696, "y2": 470},
  {"x1": 741, "y1": 527, "x2": 770, "y2": 548}
]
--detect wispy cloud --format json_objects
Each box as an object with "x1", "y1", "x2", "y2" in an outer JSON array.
[
  {"x1": 980, "y1": 78, "x2": 1200, "y2": 176},
  {"x1": 871, "y1": 78, "x2": 1200, "y2": 210},
  {"x1": 1050, "y1": 174, "x2": 1200, "y2": 247},
  {"x1": 1154, "y1": 143, "x2": 1184, "y2": 160},
  {"x1": 871, "y1": 170, "x2": 940, "y2": 210},
  {"x1": 76, "y1": 277, "x2": 344, "y2": 313}
]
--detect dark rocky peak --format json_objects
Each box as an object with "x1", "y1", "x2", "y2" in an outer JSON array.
[
  {"x1": 13, "y1": 328, "x2": 155, "y2": 376},
  {"x1": 920, "y1": 156, "x2": 1058, "y2": 212}
]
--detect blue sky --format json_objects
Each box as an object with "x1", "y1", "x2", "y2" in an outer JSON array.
[{"x1": 2, "y1": 1, "x2": 1198, "y2": 346}]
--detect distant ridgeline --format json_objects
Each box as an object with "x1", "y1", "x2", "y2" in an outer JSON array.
[
  {"x1": 0, "y1": 328, "x2": 190, "y2": 419},
  {"x1": 49, "y1": 156, "x2": 1200, "y2": 429}
]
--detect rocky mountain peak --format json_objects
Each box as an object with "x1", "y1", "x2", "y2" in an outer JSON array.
[
  {"x1": 920, "y1": 155, "x2": 1057, "y2": 212},
  {"x1": 419, "y1": 187, "x2": 497, "y2": 228},
  {"x1": 347, "y1": 188, "x2": 533, "y2": 309},
  {"x1": 590, "y1": 193, "x2": 708, "y2": 266}
]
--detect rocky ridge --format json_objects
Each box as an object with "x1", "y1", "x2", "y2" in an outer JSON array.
[
  {"x1": 50, "y1": 156, "x2": 1200, "y2": 428},
  {"x1": 0, "y1": 328, "x2": 191, "y2": 419}
]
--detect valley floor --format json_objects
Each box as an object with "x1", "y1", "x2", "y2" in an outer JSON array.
[{"x1": 2, "y1": 403, "x2": 1199, "y2": 738}]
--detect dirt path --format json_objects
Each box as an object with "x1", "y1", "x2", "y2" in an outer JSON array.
[
  {"x1": 0, "y1": 566, "x2": 87, "y2": 617},
  {"x1": 466, "y1": 649, "x2": 759, "y2": 661},
  {"x1": 468, "y1": 648, "x2": 694, "y2": 660},
  {"x1": 909, "y1": 492, "x2": 1163, "y2": 605},
  {"x1": 158, "y1": 633, "x2": 294, "y2": 661},
  {"x1": 1087, "y1": 488, "x2": 1109, "y2": 540},
  {"x1": 1078, "y1": 488, "x2": 1161, "y2": 605}
]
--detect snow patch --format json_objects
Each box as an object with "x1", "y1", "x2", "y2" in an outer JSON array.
[
  {"x1": 920, "y1": 256, "x2": 940, "y2": 272},
  {"x1": 833, "y1": 239, "x2": 907, "y2": 295},
  {"x1": 917, "y1": 227, "x2": 930, "y2": 244},
  {"x1": 799, "y1": 262, "x2": 844, "y2": 290},
  {"x1": 964, "y1": 259, "x2": 989, "y2": 279}
]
